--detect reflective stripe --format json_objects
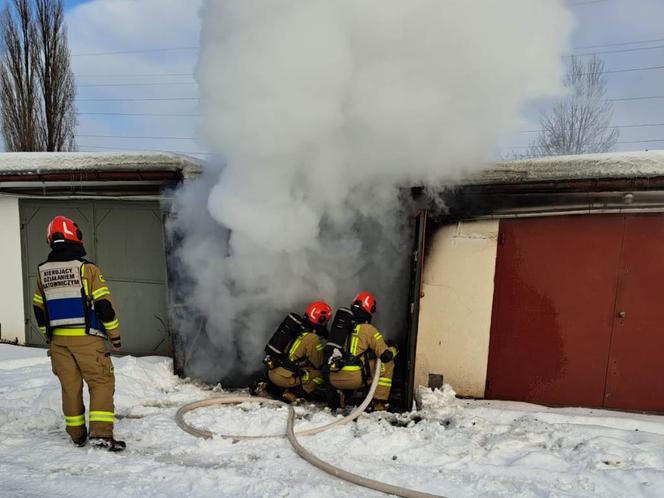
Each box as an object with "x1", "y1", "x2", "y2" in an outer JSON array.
[
  {"x1": 373, "y1": 332, "x2": 382, "y2": 340},
  {"x1": 378, "y1": 377, "x2": 392, "y2": 387},
  {"x1": 52, "y1": 327, "x2": 87, "y2": 336},
  {"x1": 38, "y1": 326, "x2": 46, "y2": 334},
  {"x1": 33, "y1": 293, "x2": 44, "y2": 305},
  {"x1": 348, "y1": 325, "x2": 361, "y2": 356},
  {"x1": 103, "y1": 318, "x2": 120, "y2": 331},
  {"x1": 349, "y1": 335, "x2": 359, "y2": 356},
  {"x1": 89, "y1": 411, "x2": 114, "y2": 423},
  {"x1": 92, "y1": 286, "x2": 111, "y2": 300},
  {"x1": 64, "y1": 414, "x2": 85, "y2": 427},
  {"x1": 301, "y1": 372, "x2": 309, "y2": 382},
  {"x1": 81, "y1": 264, "x2": 89, "y2": 296},
  {"x1": 341, "y1": 365, "x2": 362, "y2": 371},
  {"x1": 288, "y1": 335, "x2": 304, "y2": 361},
  {"x1": 315, "y1": 343, "x2": 323, "y2": 351},
  {"x1": 313, "y1": 377, "x2": 324, "y2": 385}
]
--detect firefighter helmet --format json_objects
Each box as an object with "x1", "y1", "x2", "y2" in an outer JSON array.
[
  {"x1": 47, "y1": 215, "x2": 83, "y2": 245},
  {"x1": 304, "y1": 300, "x2": 332, "y2": 325},
  {"x1": 352, "y1": 291, "x2": 377, "y2": 315}
]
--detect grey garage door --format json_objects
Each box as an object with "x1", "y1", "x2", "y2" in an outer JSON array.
[{"x1": 21, "y1": 200, "x2": 171, "y2": 356}]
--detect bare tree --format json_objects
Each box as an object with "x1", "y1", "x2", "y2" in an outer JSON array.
[
  {"x1": 0, "y1": 0, "x2": 75, "y2": 152},
  {"x1": 530, "y1": 55, "x2": 618, "y2": 157}
]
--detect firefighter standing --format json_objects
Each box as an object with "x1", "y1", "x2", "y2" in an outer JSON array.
[
  {"x1": 267, "y1": 301, "x2": 331, "y2": 402},
  {"x1": 328, "y1": 292, "x2": 398, "y2": 411},
  {"x1": 32, "y1": 216, "x2": 125, "y2": 451}
]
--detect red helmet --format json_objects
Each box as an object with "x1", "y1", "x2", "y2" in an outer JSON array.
[
  {"x1": 353, "y1": 291, "x2": 376, "y2": 315},
  {"x1": 304, "y1": 300, "x2": 332, "y2": 325},
  {"x1": 47, "y1": 216, "x2": 83, "y2": 245}
]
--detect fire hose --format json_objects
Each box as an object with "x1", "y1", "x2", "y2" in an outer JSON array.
[{"x1": 175, "y1": 358, "x2": 445, "y2": 498}]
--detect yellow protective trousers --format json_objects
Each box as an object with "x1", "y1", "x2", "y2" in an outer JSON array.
[
  {"x1": 329, "y1": 359, "x2": 394, "y2": 401},
  {"x1": 49, "y1": 335, "x2": 116, "y2": 440},
  {"x1": 268, "y1": 366, "x2": 323, "y2": 394}
]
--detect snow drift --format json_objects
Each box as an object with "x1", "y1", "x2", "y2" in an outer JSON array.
[
  {"x1": 2, "y1": 344, "x2": 664, "y2": 497},
  {"x1": 168, "y1": 0, "x2": 574, "y2": 383}
]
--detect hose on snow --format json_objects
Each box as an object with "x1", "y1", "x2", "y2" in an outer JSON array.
[{"x1": 175, "y1": 359, "x2": 445, "y2": 498}]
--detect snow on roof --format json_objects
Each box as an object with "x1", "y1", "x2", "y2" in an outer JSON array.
[
  {"x1": 0, "y1": 151, "x2": 203, "y2": 179},
  {"x1": 469, "y1": 150, "x2": 664, "y2": 185}
]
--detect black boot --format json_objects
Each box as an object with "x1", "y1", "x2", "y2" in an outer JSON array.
[
  {"x1": 90, "y1": 437, "x2": 126, "y2": 452},
  {"x1": 71, "y1": 428, "x2": 88, "y2": 447}
]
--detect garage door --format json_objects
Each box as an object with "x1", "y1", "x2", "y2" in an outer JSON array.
[
  {"x1": 486, "y1": 214, "x2": 664, "y2": 411},
  {"x1": 21, "y1": 200, "x2": 171, "y2": 356}
]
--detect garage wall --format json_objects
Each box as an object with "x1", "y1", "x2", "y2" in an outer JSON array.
[
  {"x1": 0, "y1": 197, "x2": 26, "y2": 343},
  {"x1": 415, "y1": 220, "x2": 498, "y2": 397}
]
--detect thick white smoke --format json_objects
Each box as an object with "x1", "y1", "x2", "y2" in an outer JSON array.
[{"x1": 169, "y1": 0, "x2": 573, "y2": 382}]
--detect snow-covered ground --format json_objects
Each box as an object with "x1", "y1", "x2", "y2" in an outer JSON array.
[{"x1": 1, "y1": 344, "x2": 663, "y2": 497}]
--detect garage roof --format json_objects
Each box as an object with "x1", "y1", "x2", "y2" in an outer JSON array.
[
  {"x1": 0, "y1": 151, "x2": 203, "y2": 179},
  {"x1": 470, "y1": 150, "x2": 664, "y2": 185}
]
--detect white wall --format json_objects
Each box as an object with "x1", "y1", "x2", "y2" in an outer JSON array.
[
  {"x1": 415, "y1": 220, "x2": 499, "y2": 397},
  {"x1": 0, "y1": 197, "x2": 25, "y2": 344}
]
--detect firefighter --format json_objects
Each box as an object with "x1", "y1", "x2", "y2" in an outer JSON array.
[
  {"x1": 328, "y1": 292, "x2": 398, "y2": 412},
  {"x1": 267, "y1": 301, "x2": 331, "y2": 403},
  {"x1": 32, "y1": 215, "x2": 125, "y2": 451}
]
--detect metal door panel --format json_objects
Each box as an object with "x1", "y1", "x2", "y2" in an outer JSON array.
[
  {"x1": 94, "y1": 203, "x2": 167, "y2": 283},
  {"x1": 604, "y1": 214, "x2": 664, "y2": 411},
  {"x1": 93, "y1": 202, "x2": 169, "y2": 355},
  {"x1": 486, "y1": 215, "x2": 624, "y2": 407},
  {"x1": 104, "y1": 281, "x2": 169, "y2": 355}
]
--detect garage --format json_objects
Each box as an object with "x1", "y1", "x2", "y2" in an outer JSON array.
[
  {"x1": 486, "y1": 214, "x2": 664, "y2": 412},
  {"x1": 412, "y1": 150, "x2": 664, "y2": 413},
  {"x1": 0, "y1": 152, "x2": 201, "y2": 357}
]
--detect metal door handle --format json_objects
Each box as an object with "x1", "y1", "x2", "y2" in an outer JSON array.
[{"x1": 618, "y1": 311, "x2": 626, "y2": 319}]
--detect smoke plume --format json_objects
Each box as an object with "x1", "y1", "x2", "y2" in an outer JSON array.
[{"x1": 168, "y1": 0, "x2": 573, "y2": 383}]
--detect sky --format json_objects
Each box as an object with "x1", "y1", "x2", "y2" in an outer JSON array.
[{"x1": 2, "y1": 0, "x2": 663, "y2": 159}]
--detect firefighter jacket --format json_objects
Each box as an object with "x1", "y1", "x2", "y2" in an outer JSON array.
[
  {"x1": 287, "y1": 331, "x2": 324, "y2": 372},
  {"x1": 32, "y1": 248, "x2": 121, "y2": 350},
  {"x1": 341, "y1": 323, "x2": 390, "y2": 372},
  {"x1": 269, "y1": 331, "x2": 325, "y2": 392}
]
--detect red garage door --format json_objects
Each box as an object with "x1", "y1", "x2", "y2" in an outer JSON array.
[{"x1": 486, "y1": 214, "x2": 664, "y2": 411}]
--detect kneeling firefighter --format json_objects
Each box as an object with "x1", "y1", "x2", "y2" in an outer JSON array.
[
  {"x1": 326, "y1": 292, "x2": 398, "y2": 412},
  {"x1": 264, "y1": 301, "x2": 331, "y2": 402},
  {"x1": 32, "y1": 216, "x2": 125, "y2": 451}
]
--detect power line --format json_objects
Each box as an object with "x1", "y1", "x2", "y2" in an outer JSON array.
[
  {"x1": 77, "y1": 112, "x2": 199, "y2": 117},
  {"x1": 78, "y1": 144, "x2": 211, "y2": 155},
  {"x1": 72, "y1": 46, "x2": 199, "y2": 57},
  {"x1": 573, "y1": 43, "x2": 664, "y2": 56},
  {"x1": 76, "y1": 97, "x2": 198, "y2": 102},
  {"x1": 603, "y1": 64, "x2": 664, "y2": 75},
  {"x1": 71, "y1": 63, "x2": 664, "y2": 86},
  {"x1": 75, "y1": 72, "x2": 193, "y2": 78},
  {"x1": 77, "y1": 82, "x2": 197, "y2": 88},
  {"x1": 608, "y1": 95, "x2": 664, "y2": 102},
  {"x1": 569, "y1": 0, "x2": 608, "y2": 6},
  {"x1": 77, "y1": 133, "x2": 195, "y2": 140},
  {"x1": 76, "y1": 95, "x2": 664, "y2": 104},
  {"x1": 520, "y1": 122, "x2": 664, "y2": 133},
  {"x1": 511, "y1": 138, "x2": 664, "y2": 149},
  {"x1": 575, "y1": 36, "x2": 664, "y2": 50},
  {"x1": 616, "y1": 139, "x2": 664, "y2": 145}
]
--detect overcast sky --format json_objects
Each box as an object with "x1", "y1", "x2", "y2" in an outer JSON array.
[{"x1": 2, "y1": 0, "x2": 663, "y2": 159}]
